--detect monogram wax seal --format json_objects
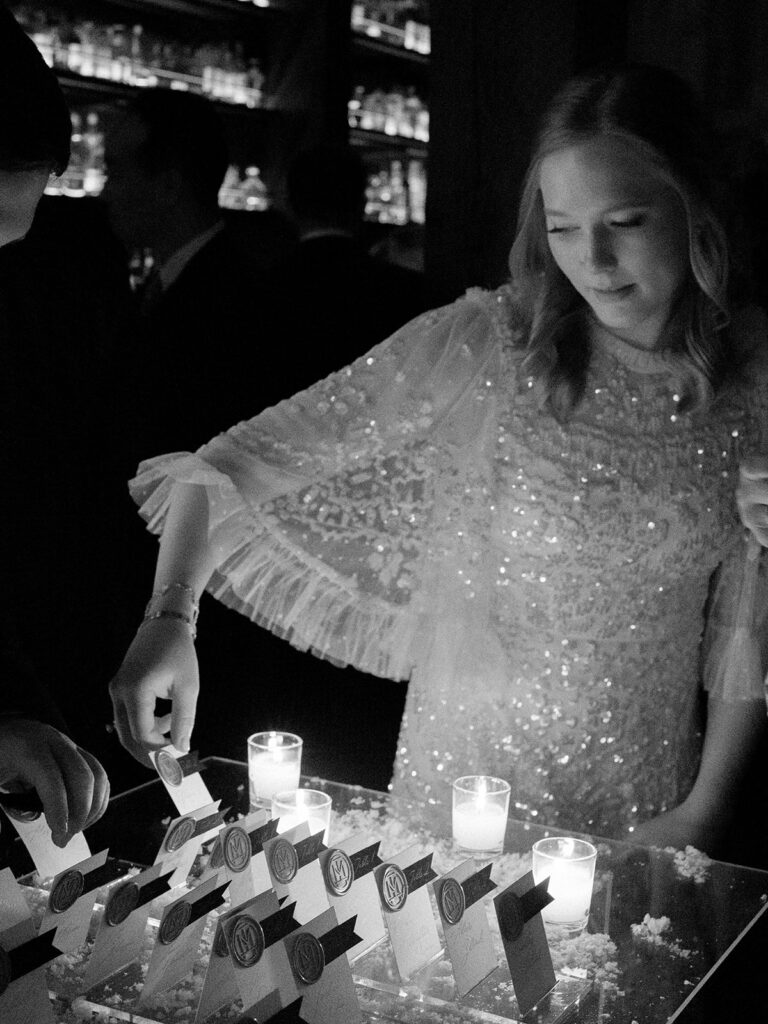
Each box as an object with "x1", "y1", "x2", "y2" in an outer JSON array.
[
  {"x1": 158, "y1": 900, "x2": 192, "y2": 945},
  {"x1": 439, "y1": 877, "x2": 465, "y2": 925},
  {"x1": 323, "y1": 848, "x2": 354, "y2": 896},
  {"x1": 290, "y1": 931, "x2": 325, "y2": 985},
  {"x1": 497, "y1": 893, "x2": 525, "y2": 943},
  {"x1": 156, "y1": 750, "x2": 184, "y2": 787},
  {"x1": 0, "y1": 945, "x2": 12, "y2": 997},
  {"x1": 223, "y1": 826, "x2": 251, "y2": 873},
  {"x1": 378, "y1": 863, "x2": 408, "y2": 912},
  {"x1": 49, "y1": 869, "x2": 85, "y2": 914},
  {"x1": 165, "y1": 816, "x2": 196, "y2": 852},
  {"x1": 105, "y1": 881, "x2": 140, "y2": 926},
  {"x1": 229, "y1": 913, "x2": 265, "y2": 968},
  {"x1": 269, "y1": 837, "x2": 299, "y2": 884}
]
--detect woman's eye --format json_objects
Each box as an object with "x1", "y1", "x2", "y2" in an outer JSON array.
[
  {"x1": 611, "y1": 216, "x2": 644, "y2": 228},
  {"x1": 546, "y1": 225, "x2": 575, "y2": 235}
]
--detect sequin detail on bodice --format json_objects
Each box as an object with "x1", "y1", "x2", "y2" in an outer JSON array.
[{"x1": 391, "y1": 305, "x2": 754, "y2": 839}]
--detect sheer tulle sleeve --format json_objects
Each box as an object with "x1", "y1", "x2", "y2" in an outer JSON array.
[
  {"x1": 129, "y1": 293, "x2": 507, "y2": 685},
  {"x1": 701, "y1": 534, "x2": 768, "y2": 702}
]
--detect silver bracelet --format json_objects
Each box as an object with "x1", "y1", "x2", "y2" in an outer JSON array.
[{"x1": 139, "y1": 609, "x2": 197, "y2": 640}]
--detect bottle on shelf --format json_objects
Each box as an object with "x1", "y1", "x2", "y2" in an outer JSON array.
[
  {"x1": 364, "y1": 157, "x2": 427, "y2": 225},
  {"x1": 240, "y1": 166, "x2": 269, "y2": 211},
  {"x1": 83, "y1": 111, "x2": 106, "y2": 196},
  {"x1": 352, "y1": 86, "x2": 428, "y2": 142},
  {"x1": 61, "y1": 112, "x2": 86, "y2": 197}
]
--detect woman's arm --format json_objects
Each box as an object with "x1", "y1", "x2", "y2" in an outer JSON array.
[
  {"x1": 109, "y1": 482, "x2": 217, "y2": 765},
  {"x1": 631, "y1": 695, "x2": 766, "y2": 853}
]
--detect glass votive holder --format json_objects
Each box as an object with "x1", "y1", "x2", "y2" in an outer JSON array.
[
  {"x1": 247, "y1": 731, "x2": 302, "y2": 810},
  {"x1": 532, "y1": 836, "x2": 597, "y2": 933},
  {"x1": 452, "y1": 775, "x2": 511, "y2": 859},
  {"x1": 271, "y1": 789, "x2": 332, "y2": 845}
]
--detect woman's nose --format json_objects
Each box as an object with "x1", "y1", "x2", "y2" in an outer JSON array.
[{"x1": 579, "y1": 226, "x2": 617, "y2": 270}]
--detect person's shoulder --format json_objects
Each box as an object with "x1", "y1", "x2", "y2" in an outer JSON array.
[{"x1": 730, "y1": 304, "x2": 768, "y2": 379}]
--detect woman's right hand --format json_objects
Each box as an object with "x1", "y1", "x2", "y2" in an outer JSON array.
[{"x1": 109, "y1": 617, "x2": 199, "y2": 766}]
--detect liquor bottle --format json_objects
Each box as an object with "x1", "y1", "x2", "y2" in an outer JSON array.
[
  {"x1": 389, "y1": 160, "x2": 408, "y2": 225},
  {"x1": 407, "y1": 159, "x2": 426, "y2": 224},
  {"x1": 240, "y1": 166, "x2": 269, "y2": 211},
  {"x1": 83, "y1": 111, "x2": 106, "y2": 196},
  {"x1": 61, "y1": 113, "x2": 86, "y2": 197}
]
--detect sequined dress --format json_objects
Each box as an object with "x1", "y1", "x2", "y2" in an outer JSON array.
[{"x1": 131, "y1": 286, "x2": 768, "y2": 839}]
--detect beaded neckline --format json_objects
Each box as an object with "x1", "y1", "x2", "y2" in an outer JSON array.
[{"x1": 589, "y1": 319, "x2": 674, "y2": 375}]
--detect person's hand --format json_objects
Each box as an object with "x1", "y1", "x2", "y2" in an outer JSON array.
[
  {"x1": 737, "y1": 455, "x2": 768, "y2": 546},
  {"x1": 627, "y1": 803, "x2": 720, "y2": 855},
  {"x1": 0, "y1": 718, "x2": 110, "y2": 847},
  {"x1": 109, "y1": 617, "x2": 199, "y2": 766}
]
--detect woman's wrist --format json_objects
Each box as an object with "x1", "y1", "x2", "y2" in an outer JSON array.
[{"x1": 139, "y1": 582, "x2": 199, "y2": 640}]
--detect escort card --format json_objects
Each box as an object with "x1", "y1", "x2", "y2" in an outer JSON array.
[
  {"x1": 493, "y1": 871, "x2": 556, "y2": 1016},
  {"x1": 280, "y1": 908, "x2": 361, "y2": 1024},
  {"x1": 226, "y1": 894, "x2": 302, "y2": 1012},
  {"x1": 84, "y1": 863, "x2": 173, "y2": 990},
  {"x1": 209, "y1": 811, "x2": 277, "y2": 906},
  {"x1": 195, "y1": 889, "x2": 281, "y2": 1024},
  {"x1": 264, "y1": 823, "x2": 329, "y2": 925},
  {"x1": 140, "y1": 874, "x2": 229, "y2": 1003},
  {"x1": 150, "y1": 745, "x2": 212, "y2": 814},
  {"x1": 375, "y1": 845, "x2": 440, "y2": 980},
  {"x1": 434, "y1": 860, "x2": 498, "y2": 996},
  {"x1": 155, "y1": 801, "x2": 224, "y2": 889},
  {"x1": 39, "y1": 850, "x2": 125, "y2": 953},
  {"x1": 0, "y1": 800, "x2": 90, "y2": 880},
  {"x1": 0, "y1": 916, "x2": 59, "y2": 1024},
  {"x1": 319, "y1": 834, "x2": 385, "y2": 962}
]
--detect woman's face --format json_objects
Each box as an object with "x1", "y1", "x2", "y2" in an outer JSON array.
[{"x1": 539, "y1": 136, "x2": 690, "y2": 349}]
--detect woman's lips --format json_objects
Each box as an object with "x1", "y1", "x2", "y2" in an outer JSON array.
[{"x1": 591, "y1": 284, "x2": 635, "y2": 301}]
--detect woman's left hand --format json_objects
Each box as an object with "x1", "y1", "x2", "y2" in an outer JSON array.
[
  {"x1": 628, "y1": 803, "x2": 721, "y2": 855},
  {"x1": 737, "y1": 456, "x2": 768, "y2": 546}
]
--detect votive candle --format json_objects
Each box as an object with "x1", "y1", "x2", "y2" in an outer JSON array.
[
  {"x1": 452, "y1": 775, "x2": 511, "y2": 857},
  {"x1": 532, "y1": 836, "x2": 597, "y2": 932},
  {"x1": 248, "y1": 731, "x2": 302, "y2": 810},
  {"x1": 272, "y1": 788, "x2": 332, "y2": 845}
]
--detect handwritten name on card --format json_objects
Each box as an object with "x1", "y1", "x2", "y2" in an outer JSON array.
[
  {"x1": 264, "y1": 824, "x2": 329, "y2": 926},
  {"x1": 320, "y1": 834, "x2": 385, "y2": 961},
  {"x1": 375, "y1": 845, "x2": 440, "y2": 980},
  {"x1": 434, "y1": 860, "x2": 498, "y2": 996}
]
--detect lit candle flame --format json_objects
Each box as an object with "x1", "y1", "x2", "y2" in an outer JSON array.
[
  {"x1": 477, "y1": 777, "x2": 488, "y2": 809},
  {"x1": 561, "y1": 837, "x2": 576, "y2": 857}
]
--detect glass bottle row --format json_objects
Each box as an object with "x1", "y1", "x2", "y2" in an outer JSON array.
[
  {"x1": 13, "y1": 4, "x2": 265, "y2": 108},
  {"x1": 349, "y1": 85, "x2": 429, "y2": 142}
]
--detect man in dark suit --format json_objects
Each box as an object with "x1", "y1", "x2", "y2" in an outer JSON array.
[
  {"x1": 0, "y1": 3, "x2": 110, "y2": 842},
  {"x1": 266, "y1": 143, "x2": 426, "y2": 387},
  {"x1": 102, "y1": 89, "x2": 277, "y2": 459}
]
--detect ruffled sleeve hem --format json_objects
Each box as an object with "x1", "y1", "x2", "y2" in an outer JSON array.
[{"x1": 129, "y1": 452, "x2": 423, "y2": 681}]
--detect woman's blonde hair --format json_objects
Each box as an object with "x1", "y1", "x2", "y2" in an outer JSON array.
[{"x1": 508, "y1": 64, "x2": 731, "y2": 419}]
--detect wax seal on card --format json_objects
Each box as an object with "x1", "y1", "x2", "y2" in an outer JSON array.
[
  {"x1": 0, "y1": 945, "x2": 11, "y2": 997},
  {"x1": 49, "y1": 869, "x2": 85, "y2": 914},
  {"x1": 378, "y1": 863, "x2": 408, "y2": 912},
  {"x1": 229, "y1": 913, "x2": 265, "y2": 968},
  {"x1": 223, "y1": 826, "x2": 251, "y2": 873},
  {"x1": 165, "y1": 817, "x2": 196, "y2": 853},
  {"x1": 270, "y1": 837, "x2": 299, "y2": 884},
  {"x1": 156, "y1": 750, "x2": 184, "y2": 787},
  {"x1": 323, "y1": 848, "x2": 354, "y2": 896},
  {"x1": 497, "y1": 892, "x2": 525, "y2": 943},
  {"x1": 291, "y1": 932, "x2": 325, "y2": 985},
  {"x1": 105, "y1": 881, "x2": 140, "y2": 926},
  {"x1": 439, "y1": 876, "x2": 466, "y2": 925},
  {"x1": 159, "y1": 900, "x2": 192, "y2": 945}
]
